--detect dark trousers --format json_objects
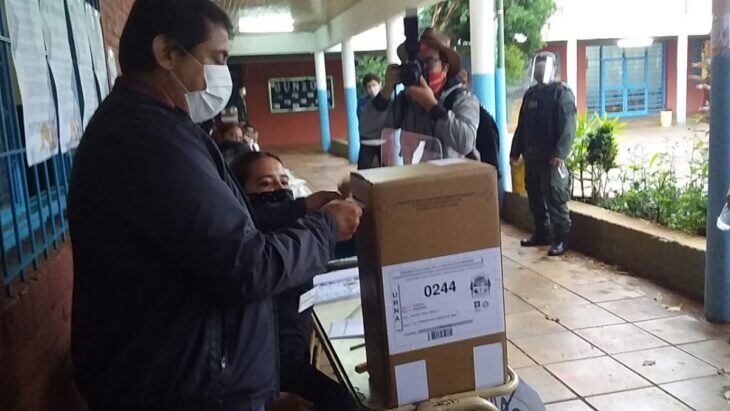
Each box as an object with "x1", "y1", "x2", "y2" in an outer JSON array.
[
  {"x1": 524, "y1": 159, "x2": 571, "y2": 240},
  {"x1": 281, "y1": 363, "x2": 355, "y2": 411},
  {"x1": 357, "y1": 144, "x2": 381, "y2": 169}
]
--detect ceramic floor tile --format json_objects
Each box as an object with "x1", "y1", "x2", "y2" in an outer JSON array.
[
  {"x1": 636, "y1": 315, "x2": 728, "y2": 344},
  {"x1": 614, "y1": 346, "x2": 718, "y2": 384},
  {"x1": 545, "y1": 400, "x2": 593, "y2": 411},
  {"x1": 576, "y1": 323, "x2": 669, "y2": 354},
  {"x1": 515, "y1": 286, "x2": 591, "y2": 310},
  {"x1": 515, "y1": 366, "x2": 576, "y2": 404},
  {"x1": 512, "y1": 331, "x2": 604, "y2": 364},
  {"x1": 565, "y1": 281, "x2": 645, "y2": 303},
  {"x1": 507, "y1": 341, "x2": 537, "y2": 369},
  {"x1": 662, "y1": 374, "x2": 730, "y2": 411},
  {"x1": 506, "y1": 310, "x2": 566, "y2": 338},
  {"x1": 546, "y1": 356, "x2": 651, "y2": 397},
  {"x1": 598, "y1": 296, "x2": 682, "y2": 322},
  {"x1": 504, "y1": 291, "x2": 534, "y2": 315},
  {"x1": 541, "y1": 303, "x2": 625, "y2": 330},
  {"x1": 528, "y1": 260, "x2": 613, "y2": 287},
  {"x1": 504, "y1": 268, "x2": 558, "y2": 294},
  {"x1": 586, "y1": 387, "x2": 692, "y2": 411},
  {"x1": 679, "y1": 338, "x2": 730, "y2": 370}
]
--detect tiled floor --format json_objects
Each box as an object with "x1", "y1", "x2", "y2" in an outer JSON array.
[{"x1": 275, "y1": 147, "x2": 730, "y2": 411}]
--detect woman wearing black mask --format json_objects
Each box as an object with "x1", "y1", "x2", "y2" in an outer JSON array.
[{"x1": 230, "y1": 151, "x2": 355, "y2": 411}]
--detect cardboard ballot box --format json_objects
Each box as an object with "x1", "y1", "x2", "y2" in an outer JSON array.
[{"x1": 351, "y1": 159, "x2": 507, "y2": 408}]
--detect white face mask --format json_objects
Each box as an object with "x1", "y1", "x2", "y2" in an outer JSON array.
[
  {"x1": 174, "y1": 55, "x2": 233, "y2": 123},
  {"x1": 366, "y1": 84, "x2": 381, "y2": 98}
]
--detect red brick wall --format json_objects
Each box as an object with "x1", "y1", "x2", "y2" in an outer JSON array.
[
  {"x1": 100, "y1": 0, "x2": 136, "y2": 73},
  {"x1": 686, "y1": 37, "x2": 707, "y2": 114},
  {"x1": 0, "y1": 245, "x2": 85, "y2": 411},
  {"x1": 242, "y1": 57, "x2": 348, "y2": 147},
  {"x1": 541, "y1": 41, "x2": 568, "y2": 82},
  {"x1": 577, "y1": 41, "x2": 587, "y2": 112},
  {"x1": 665, "y1": 37, "x2": 678, "y2": 113}
]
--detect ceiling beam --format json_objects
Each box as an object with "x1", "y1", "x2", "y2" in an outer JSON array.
[{"x1": 230, "y1": 32, "x2": 316, "y2": 56}]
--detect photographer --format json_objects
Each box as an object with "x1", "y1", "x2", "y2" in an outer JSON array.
[{"x1": 359, "y1": 27, "x2": 480, "y2": 160}]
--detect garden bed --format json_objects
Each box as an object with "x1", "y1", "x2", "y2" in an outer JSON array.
[{"x1": 502, "y1": 192, "x2": 706, "y2": 300}]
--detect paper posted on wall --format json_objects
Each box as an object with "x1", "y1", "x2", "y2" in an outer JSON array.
[
  {"x1": 85, "y1": 3, "x2": 109, "y2": 99},
  {"x1": 67, "y1": 0, "x2": 98, "y2": 128},
  {"x1": 40, "y1": 0, "x2": 82, "y2": 153},
  {"x1": 5, "y1": 0, "x2": 59, "y2": 166}
]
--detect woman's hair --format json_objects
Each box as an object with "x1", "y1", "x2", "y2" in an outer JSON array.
[{"x1": 230, "y1": 151, "x2": 283, "y2": 187}]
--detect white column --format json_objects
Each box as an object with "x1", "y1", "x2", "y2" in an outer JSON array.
[
  {"x1": 341, "y1": 38, "x2": 359, "y2": 163},
  {"x1": 470, "y1": 0, "x2": 496, "y2": 115},
  {"x1": 314, "y1": 51, "x2": 331, "y2": 152},
  {"x1": 385, "y1": 15, "x2": 402, "y2": 64},
  {"x1": 567, "y1": 38, "x2": 578, "y2": 102},
  {"x1": 676, "y1": 33, "x2": 689, "y2": 124}
]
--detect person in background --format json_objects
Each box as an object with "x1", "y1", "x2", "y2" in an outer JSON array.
[
  {"x1": 357, "y1": 73, "x2": 383, "y2": 169},
  {"x1": 243, "y1": 123, "x2": 260, "y2": 151},
  {"x1": 510, "y1": 51, "x2": 576, "y2": 257},
  {"x1": 230, "y1": 151, "x2": 355, "y2": 411},
  {"x1": 68, "y1": 0, "x2": 362, "y2": 410},
  {"x1": 359, "y1": 28, "x2": 480, "y2": 160},
  {"x1": 357, "y1": 73, "x2": 381, "y2": 115},
  {"x1": 212, "y1": 121, "x2": 252, "y2": 164}
]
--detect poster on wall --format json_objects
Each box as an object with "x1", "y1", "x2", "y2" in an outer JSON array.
[
  {"x1": 85, "y1": 3, "x2": 109, "y2": 98},
  {"x1": 268, "y1": 76, "x2": 334, "y2": 113},
  {"x1": 67, "y1": 0, "x2": 98, "y2": 128},
  {"x1": 40, "y1": 0, "x2": 83, "y2": 153},
  {"x1": 4, "y1": 0, "x2": 59, "y2": 166}
]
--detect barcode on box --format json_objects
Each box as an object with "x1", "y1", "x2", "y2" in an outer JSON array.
[{"x1": 428, "y1": 327, "x2": 454, "y2": 341}]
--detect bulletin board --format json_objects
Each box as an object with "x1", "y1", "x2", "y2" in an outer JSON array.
[{"x1": 267, "y1": 76, "x2": 335, "y2": 113}]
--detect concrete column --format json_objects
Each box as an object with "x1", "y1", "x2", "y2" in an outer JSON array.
[
  {"x1": 341, "y1": 38, "x2": 359, "y2": 164},
  {"x1": 676, "y1": 33, "x2": 689, "y2": 124},
  {"x1": 385, "y1": 15, "x2": 402, "y2": 64},
  {"x1": 314, "y1": 51, "x2": 331, "y2": 152},
  {"x1": 495, "y1": 0, "x2": 510, "y2": 196},
  {"x1": 469, "y1": 0, "x2": 496, "y2": 116},
  {"x1": 567, "y1": 38, "x2": 579, "y2": 105},
  {"x1": 705, "y1": 0, "x2": 730, "y2": 322}
]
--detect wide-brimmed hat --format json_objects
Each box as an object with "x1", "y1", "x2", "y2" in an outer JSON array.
[{"x1": 397, "y1": 27, "x2": 461, "y2": 76}]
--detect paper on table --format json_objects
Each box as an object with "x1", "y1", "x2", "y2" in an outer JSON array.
[
  {"x1": 40, "y1": 0, "x2": 82, "y2": 153},
  {"x1": 327, "y1": 318, "x2": 364, "y2": 339},
  {"x1": 313, "y1": 267, "x2": 360, "y2": 304},
  {"x1": 6, "y1": 0, "x2": 59, "y2": 166}
]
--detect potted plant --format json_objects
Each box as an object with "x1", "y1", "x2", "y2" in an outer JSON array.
[{"x1": 660, "y1": 106, "x2": 673, "y2": 127}]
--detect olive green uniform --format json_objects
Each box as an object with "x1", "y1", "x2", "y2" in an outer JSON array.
[{"x1": 511, "y1": 82, "x2": 576, "y2": 241}]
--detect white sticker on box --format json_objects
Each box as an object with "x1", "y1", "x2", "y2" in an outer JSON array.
[
  {"x1": 394, "y1": 360, "x2": 429, "y2": 405},
  {"x1": 382, "y1": 248, "x2": 504, "y2": 355},
  {"x1": 474, "y1": 343, "x2": 505, "y2": 389}
]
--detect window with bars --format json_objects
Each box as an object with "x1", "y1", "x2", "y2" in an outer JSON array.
[{"x1": 0, "y1": 0, "x2": 100, "y2": 295}]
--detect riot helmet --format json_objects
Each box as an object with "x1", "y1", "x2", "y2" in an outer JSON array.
[{"x1": 530, "y1": 51, "x2": 558, "y2": 85}]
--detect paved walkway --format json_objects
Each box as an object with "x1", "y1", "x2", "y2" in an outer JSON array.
[{"x1": 272, "y1": 147, "x2": 730, "y2": 411}]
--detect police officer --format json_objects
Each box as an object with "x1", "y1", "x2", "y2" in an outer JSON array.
[{"x1": 510, "y1": 52, "x2": 576, "y2": 257}]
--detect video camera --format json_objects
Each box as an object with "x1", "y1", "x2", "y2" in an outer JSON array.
[{"x1": 399, "y1": 9, "x2": 422, "y2": 87}]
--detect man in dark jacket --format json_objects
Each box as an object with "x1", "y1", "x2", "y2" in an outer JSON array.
[
  {"x1": 68, "y1": 1, "x2": 361, "y2": 410},
  {"x1": 510, "y1": 51, "x2": 576, "y2": 257}
]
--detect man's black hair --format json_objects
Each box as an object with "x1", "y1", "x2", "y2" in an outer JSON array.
[
  {"x1": 361, "y1": 73, "x2": 381, "y2": 88},
  {"x1": 119, "y1": 0, "x2": 234, "y2": 75}
]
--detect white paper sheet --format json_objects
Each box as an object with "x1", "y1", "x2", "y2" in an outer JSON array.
[
  {"x1": 394, "y1": 360, "x2": 429, "y2": 405},
  {"x1": 298, "y1": 287, "x2": 318, "y2": 313},
  {"x1": 473, "y1": 343, "x2": 505, "y2": 389},
  {"x1": 327, "y1": 318, "x2": 364, "y2": 339},
  {"x1": 67, "y1": 0, "x2": 98, "y2": 128},
  {"x1": 312, "y1": 267, "x2": 360, "y2": 304},
  {"x1": 40, "y1": 0, "x2": 82, "y2": 153},
  {"x1": 85, "y1": 4, "x2": 109, "y2": 98},
  {"x1": 5, "y1": 0, "x2": 59, "y2": 166}
]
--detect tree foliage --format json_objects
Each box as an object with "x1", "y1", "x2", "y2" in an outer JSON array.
[{"x1": 419, "y1": 0, "x2": 556, "y2": 83}]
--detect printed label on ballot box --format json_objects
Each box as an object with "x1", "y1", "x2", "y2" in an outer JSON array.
[{"x1": 382, "y1": 248, "x2": 505, "y2": 355}]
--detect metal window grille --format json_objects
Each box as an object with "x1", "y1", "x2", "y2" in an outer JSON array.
[{"x1": 0, "y1": 0, "x2": 100, "y2": 296}]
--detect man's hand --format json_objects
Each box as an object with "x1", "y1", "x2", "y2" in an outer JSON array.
[
  {"x1": 305, "y1": 191, "x2": 343, "y2": 211},
  {"x1": 266, "y1": 393, "x2": 313, "y2": 411},
  {"x1": 380, "y1": 64, "x2": 401, "y2": 99},
  {"x1": 550, "y1": 157, "x2": 565, "y2": 168},
  {"x1": 338, "y1": 180, "x2": 352, "y2": 199},
  {"x1": 405, "y1": 77, "x2": 438, "y2": 111},
  {"x1": 322, "y1": 200, "x2": 362, "y2": 242}
]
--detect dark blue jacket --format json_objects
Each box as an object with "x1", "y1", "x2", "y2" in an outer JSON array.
[{"x1": 68, "y1": 79, "x2": 337, "y2": 411}]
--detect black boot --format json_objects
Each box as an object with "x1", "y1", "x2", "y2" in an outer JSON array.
[
  {"x1": 520, "y1": 235, "x2": 551, "y2": 247},
  {"x1": 548, "y1": 239, "x2": 569, "y2": 256}
]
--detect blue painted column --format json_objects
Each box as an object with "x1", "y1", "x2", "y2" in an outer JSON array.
[
  {"x1": 469, "y1": 0, "x2": 496, "y2": 119},
  {"x1": 494, "y1": 0, "x2": 511, "y2": 194},
  {"x1": 341, "y1": 38, "x2": 360, "y2": 164},
  {"x1": 705, "y1": 0, "x2": 730, "y2": 322},
  {"x1": 315, "y1": 51, "x2": 331, "y2": 152}
]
